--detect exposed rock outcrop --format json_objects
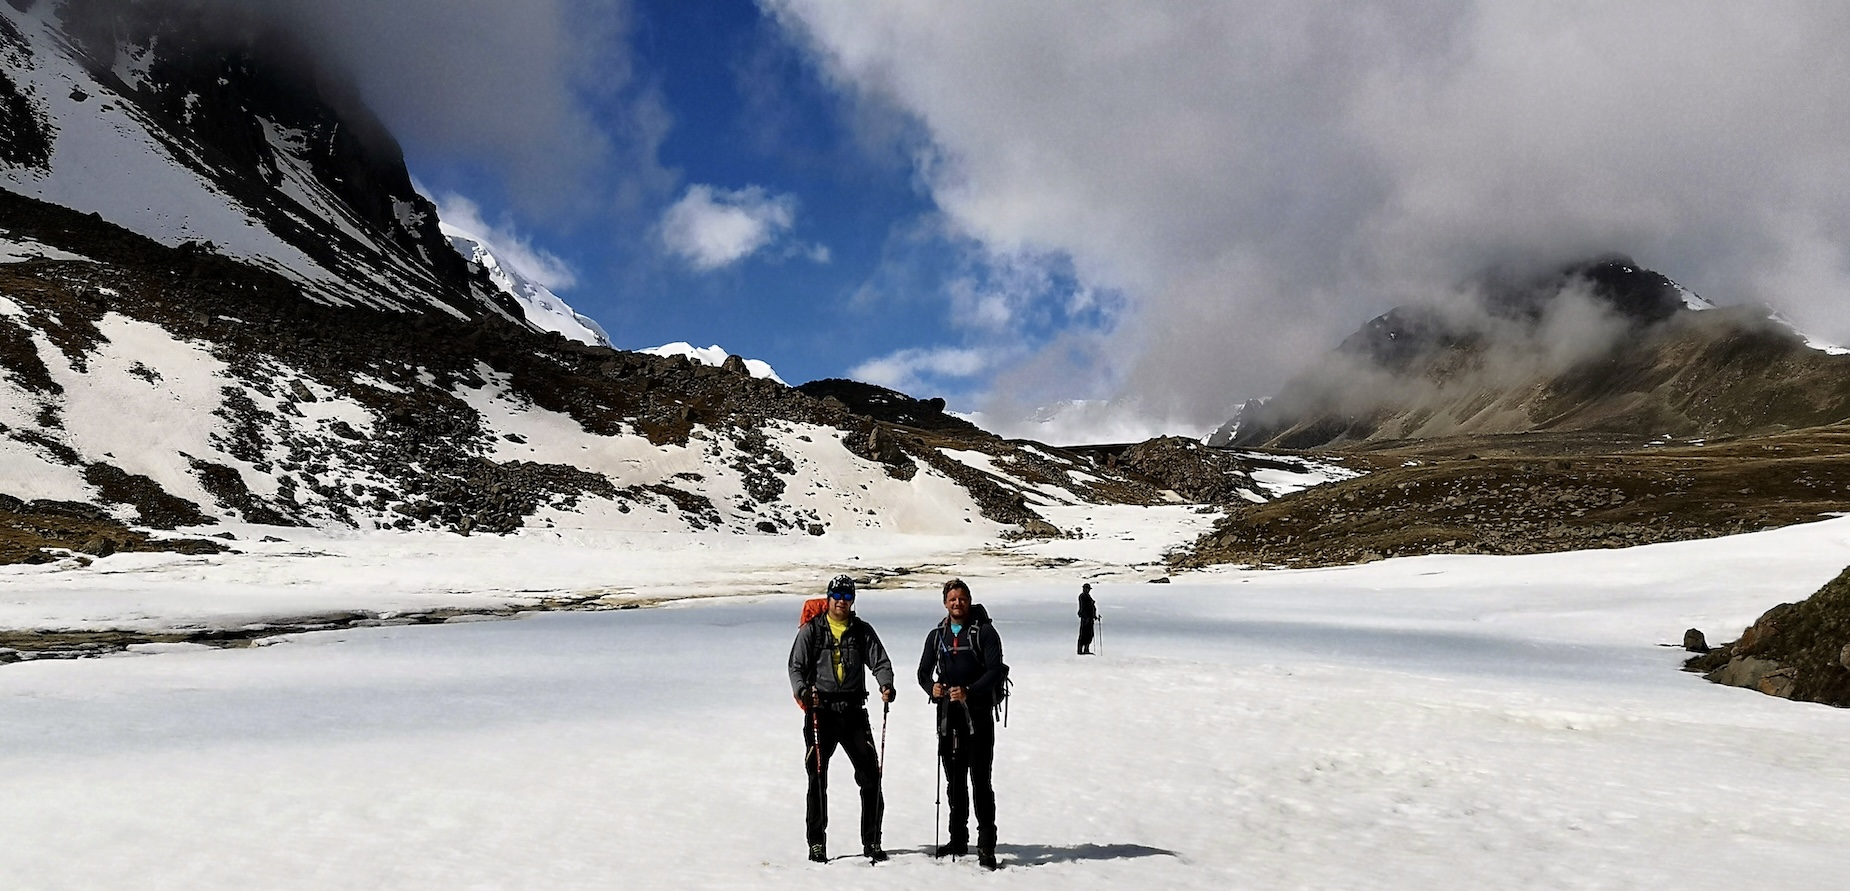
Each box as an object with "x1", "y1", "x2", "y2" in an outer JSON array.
[{"x1": 1686, "y1": 564, "x2": 1850, "y2": 707}]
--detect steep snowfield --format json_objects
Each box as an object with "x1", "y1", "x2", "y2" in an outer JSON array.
[
  {"x1": 0, "y1": 4, "x2": 340, "y2": 289},
  {"x1": 441, "y1": 224, "x2": 609, "y2": 347},
  {"x1": 2, "y1": 512, "x2": 1850, "y2": 887}
]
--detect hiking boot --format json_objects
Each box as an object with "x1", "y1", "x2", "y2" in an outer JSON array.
[
  {"x1": 978, "y1": 846, "x2": 999, "y2": 870},
  {"x1": 936, "y1": 840, "x2": 967, "y2": 858},
  {"x1": 864, "y1": 844, "x2": 888, "y2": 863},
  {"x1": 807, "y1": 843, "x2": 827, "y2": 863}
]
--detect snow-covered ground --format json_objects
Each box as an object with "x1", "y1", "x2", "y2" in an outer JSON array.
[{"x1": 5, "y1": 511, "x2": 1850, "y2": 888}]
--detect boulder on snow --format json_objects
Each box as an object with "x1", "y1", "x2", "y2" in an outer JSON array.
[
  {"x1": 1703, "y1": 656, "x2": 1785, "y2": 692},
  {"x1": 1683, "y1": 628, "x2": 1709, "y2": 652},
  {"x1": 1017, "y1": 518, "x2": 1061, "y2": 538}
]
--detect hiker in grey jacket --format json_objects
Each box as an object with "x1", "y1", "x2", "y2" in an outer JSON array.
[{"x1": 788, "y1": 574, "x2": 897, "y2": 864}]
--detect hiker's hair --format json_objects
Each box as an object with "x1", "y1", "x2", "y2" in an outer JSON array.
[{"x1": 941, "y1": 578, "x2": 970, "y2": 598}]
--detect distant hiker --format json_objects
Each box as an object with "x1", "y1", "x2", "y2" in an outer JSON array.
[
  {"x1": 919, "y1": 578, "x2": 1008, "y2": 869},
  {"x1": 788, "y1": 574, "x2": 897, "y2": 864},
  {"x1": 1077, "y1": 583, "x2": 1097, "y2": 655}
]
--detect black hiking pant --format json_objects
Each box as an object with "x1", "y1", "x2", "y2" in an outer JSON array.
[
  {"x1": 1077, "y1": 619, "x2": 1094, "y2": 654},
  {"x1": 803, "y1": 698, "x2": 883, "y2": 849},
  {"x1": 938, "y1": 703, "x2": 996, "y2": 850}
]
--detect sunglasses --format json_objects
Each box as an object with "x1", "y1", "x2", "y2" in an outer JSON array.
[{"x1": 828, "y1": 591, "x2": 855, "y2": 601}]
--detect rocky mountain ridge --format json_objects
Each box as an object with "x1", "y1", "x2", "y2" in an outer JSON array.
[{"x1": 1227, "y1": 258, "x2": 1850, "y2": 449}]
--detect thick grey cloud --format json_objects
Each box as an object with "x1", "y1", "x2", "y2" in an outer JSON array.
[
  {"x1": 234, "y1": 0, "x2": 663, "y2": 216},
  {"x1": 767, "y1": 1, "x2": 1850, "y2": 432}
]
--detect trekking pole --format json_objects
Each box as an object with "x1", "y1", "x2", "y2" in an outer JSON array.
[
  {"x1": 878, "y1": 699, "x2": 890, "y2": 777},
  {"x1": 810, "y1": 690, "x2": 822, "y2": 780},
  {"x1": 1096, "y1": 615, "x2": 1103, "y2": 656},
  {"x1": 933, "y1": 703, "x2": 942, "y2": 856}
]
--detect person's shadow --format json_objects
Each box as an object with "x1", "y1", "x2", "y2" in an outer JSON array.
[{"x1": 906, "y1": 843, "x2": 1180, "y2": 867}]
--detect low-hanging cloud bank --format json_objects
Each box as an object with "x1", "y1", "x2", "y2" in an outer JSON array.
[
  {"x1": 188, "y1": 0, "x2": 653, "y2": 216},
  {"x1": 767, "y1": 1, "x2": 1850, "y2": 431}
]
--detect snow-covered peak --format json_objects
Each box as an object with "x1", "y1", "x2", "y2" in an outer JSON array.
[
  {"x1": 637, "y1": 342, "x2": 786, "y2": 384},
  {"x1": 440, "y1": 223, "x2": 609, "y2": 347},
  {"x1": 1669, "y1": 279, "x2": 1715, "y2": 311}
]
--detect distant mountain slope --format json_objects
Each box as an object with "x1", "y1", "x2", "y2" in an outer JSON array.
[
  {"x1": 1228, "y1": 258, "x2": 1850, "y2": 449},
  {"x1": 1, "y1": 0, "x2": 520, "y2": 321}
]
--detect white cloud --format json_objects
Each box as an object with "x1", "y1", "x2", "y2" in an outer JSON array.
[
  {"x1": 432, "y1": 193, "x2": 578, "y2": 291},
  {"x1": 658, "y1": 184, "x2": 810, "y2": 270},
  {"x1": 849, "y1": 346, "x2": 989, "y2": 396},
  {"x1": 768, "y1": 1, "x2": 1850, "y2": 429}
]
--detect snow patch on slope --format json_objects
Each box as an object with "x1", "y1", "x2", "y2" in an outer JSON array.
[
  {"x1": 450, "y1": 365, "x2": 995, "y2": 537},
  {"x1": 1767, "y1": 310, "x2": 1850, "y2": 356},
  {"x1": 0, "y1": 232, "x2": 87, "y2": 263},
  {"x1": 638, "y1": 342, "x2": 785, "y2": 384},
  {"x1": 1236, "y1": 451, "x2": 1365, "y2": 499}
]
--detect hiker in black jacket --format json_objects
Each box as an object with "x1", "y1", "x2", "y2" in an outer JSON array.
[
  {"x1": 1077, "y1": 583, "x2": 1097, "y2": 655},
  {"x1": 788, "y1": 574, "x2": 896, "y2": 864},
  {"x1": 917, "y1": 578, "x2": 1006, "y2": 869}
]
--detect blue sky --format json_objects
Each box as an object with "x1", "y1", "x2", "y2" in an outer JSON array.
[
  {"x1": 327, "y1": 0, "x2": 1850, "y2": 442},
  {"x1": 399, "y1": 0, "x2": 1045, "y2": 404}
]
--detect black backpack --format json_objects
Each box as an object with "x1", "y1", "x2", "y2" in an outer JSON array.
[{"x1": 936, "y1": 604, "x2": 1012, "y2": 727}]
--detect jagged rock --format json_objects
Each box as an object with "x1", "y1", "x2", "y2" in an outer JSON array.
[
  {"x1": 866, "y1": 426, "x2": 906, "y2": 465},
  {"x1": 721, "y1": 354, "x2": 748, "y2": 375},
  {"x1": 1683, "y1": 628, "x2": 1709, "y2": 652}
]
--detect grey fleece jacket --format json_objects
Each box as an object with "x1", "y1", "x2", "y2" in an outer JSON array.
[{"x1": 788, "y1": 613, "x2": 896, "y2": 698}]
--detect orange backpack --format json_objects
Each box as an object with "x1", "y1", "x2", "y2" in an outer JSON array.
[{"x1": 795, "y1": 597, "x2": 830, "y2": 710}]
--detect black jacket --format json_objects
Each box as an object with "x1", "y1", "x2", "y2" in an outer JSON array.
[
  {"x1": 916, "y1": 617, "x2": 1006, "y2": 711},
  {"x1": 788, "y1": 613, "x2": 895, "y2": 698}
]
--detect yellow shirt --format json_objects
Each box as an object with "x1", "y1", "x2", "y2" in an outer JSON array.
[{"x1": 827, "y1": 614, "x2": 849, "y2": 683}]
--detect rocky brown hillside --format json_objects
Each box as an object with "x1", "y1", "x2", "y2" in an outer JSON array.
[{"x1": 1174, "y1": 427, "x2": 1850, "y2": 569}]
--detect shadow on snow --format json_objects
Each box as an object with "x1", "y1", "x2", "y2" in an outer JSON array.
[{"x1": 893, "y1": 842, "x2": 1180, "y2": 866}]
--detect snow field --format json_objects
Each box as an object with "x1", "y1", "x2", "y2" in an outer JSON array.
[{"x1": 5, "y1": 515, "x2": 1850, "y2": 887}]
